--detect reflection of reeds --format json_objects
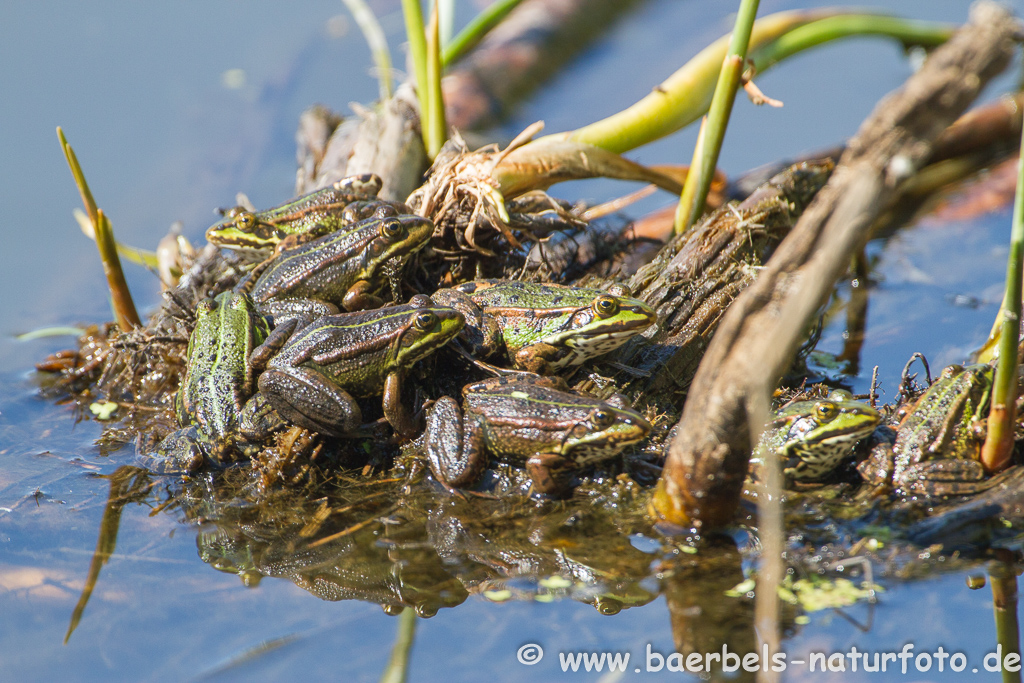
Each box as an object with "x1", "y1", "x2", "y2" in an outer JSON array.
[
  {"x1": 64, "y1": 467, "x2": 153, "y2": 644},
  {"x1": 57, "y1": 127, "x2": 141, "y2": 331},
  {"x1": 990, "y1": 555, "x2": 1022, "y2": 683},
  {"x1": 379, "y1": 606, "x2": 417, "y2": 683}
]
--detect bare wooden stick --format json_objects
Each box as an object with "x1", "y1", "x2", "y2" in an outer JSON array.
[{"x1": 652, "y1": 2, "x2": 1020, "y2": 531}]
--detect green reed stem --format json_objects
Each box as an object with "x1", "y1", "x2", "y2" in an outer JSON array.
[
  {"x1": 675, "y1": 0, "x2": 760, "y2": 234},
  {"x1": 342, "y1": 0, "x2": 394, "y2": 99},
  {"x1": 58, "y1": 128, "x2": 141, "y2": 330},
  {"x1": 981, "y1": 115, "x2": 1024, "y2": 473},
  {"x1": 442, "y1": 0, "x2": 524, "y2": 66},
  {"x1": 403, "y1": 0, "x2": 429, "y2": 107},
  {"x1": 424, "y1": 3, "x2": 448, "y2": 159}
]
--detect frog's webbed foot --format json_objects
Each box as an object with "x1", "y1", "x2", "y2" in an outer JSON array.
[
  {"x1": 425, "y1": 396, "x2": 486, "y2": 489},
  {"x1": 149, "y1": 427, "x2": 207, "y2": 475},
  {"x1": 258, "y1": 365, "x2": 362, "y2": 437},
  {"x1": 249, "y1": 318, "x2": 301, "y2": 372}
]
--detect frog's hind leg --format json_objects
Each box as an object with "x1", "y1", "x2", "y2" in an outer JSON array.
[{"x1": 258, "y1": 365, "x2": 361, "y2": 437}]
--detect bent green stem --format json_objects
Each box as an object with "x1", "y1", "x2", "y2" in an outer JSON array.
[
  {"x1": 442, "y1": 0, "x2": 525, "y2": 66},
  {"x1": 540, "y1": 11, "x2": 953, "y2": 155},
  {"x1": 379, "y1": 607, "x2": 417, "y2": 683}
]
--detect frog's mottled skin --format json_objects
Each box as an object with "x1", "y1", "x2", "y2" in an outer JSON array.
[
  {"x1": 255, "y1": 295, "x2": 464, "y2": 438},
  {"x1": 860, "y1": 364, "x2": 995, "y2": 497},
  {"x1": 432, "y1": 280, "x2": 657, "y2": 374},
  {"x1": 756, "y1": 389, "x2": 881, "y2": 483},
  {"x1": 426, "y1": 376, "x2": 652, "y2": 495},
  {"x1": 206, "y1": 174, "x2": 390, "y2": 252},
  {"x1": 242, "y1": 213, "x2": 434, "y2": 320},
  {"x1": 155, "y1": 291, "x2": 269, "y2": 471}
]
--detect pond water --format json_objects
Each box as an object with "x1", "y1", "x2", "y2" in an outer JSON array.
[{"x1": 3, "y1": 0, "x2": 1024, "y2": 680}]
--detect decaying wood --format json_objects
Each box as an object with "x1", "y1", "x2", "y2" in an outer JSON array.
[
  {"x1": 579, "y1": 160, "x2": 833, "y2": 409},
  {"x1": 653, "y1": 2, "x2": 1020, "y2": 530},
  {"x1": 296, "y1": 84, "x2": 428, "y2": 201}
]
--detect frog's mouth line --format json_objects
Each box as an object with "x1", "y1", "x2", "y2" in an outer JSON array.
[{"x1": 783, "y1": 426, "x2": 877, "y2": 477}]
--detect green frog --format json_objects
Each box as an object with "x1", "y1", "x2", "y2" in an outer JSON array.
[
  {"x1": 253, "y1": 295, "x2": 464, "y2": 438},
  {"x1": 241, "y1": 213, "x2": 434, "y2": 320},
  {"x1": 206, "y1": 174, "x2": 389, "y2": 252},
  {"x1": 425, "y1": 376, "x2": 652, "y2": 495},
  {"x1": 860, "y1": 363, "x2": 995, "y2": 497},
  {"x1": 155, "y1": 291, "x2": 270, "y2": 471},
  {"x1": 755, "y1": 390, "x2": 881, "y2": 484},
  {"x1": 431, "y1": 280, "x2": 657, "y2": 374}
]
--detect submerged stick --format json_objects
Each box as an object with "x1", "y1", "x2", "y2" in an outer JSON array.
[{"x1": 651, "y1": 2, "x2": 1018, "y2": 530}]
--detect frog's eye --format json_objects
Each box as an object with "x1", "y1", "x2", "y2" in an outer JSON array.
[
  {"x1": 593, "y1": 295, "x2": 619, "y2": 318},
  {"x1": 814, "y1": 401, "x2": 838, "y2": 422},
  {"x1": 379, "y1": 218, "x2": 404, "y2": 241},
  {"x1": 591, "y1": 409, "x2": 615, "y2": 428},
  {"x1": 414, "y1": 311, "x2": 438, "y2": 331},
  {"x1": 236, "y1": 212, "x2": 257, "y2": 230}
]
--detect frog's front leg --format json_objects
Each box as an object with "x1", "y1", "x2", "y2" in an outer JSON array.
[
  {"x1": 382, "y1": 371, "x2": 419, "y2": 439},
  {"x1": 525, "y1": 452, "x2": 574, "y2": 497},
  {"x1": 898, "y1": 459, "x2": 991, "y2": 496},
  {"x1": 248, "y1": 318, "x2": 300, "y2": 373},
  {"x1": 342, "y1": 280, "x2": 384, "y2": 312},
  {"x1": 513, "y1": 342, "x2": 567, "y2": 375},
  {"x1": 856, "y1": 428, "x2": 897, "y2": 488},
  {"x1": 258, "y1": 365, "x2": 362, "y2": 437},
  {"x1": 431, "y1": 289, "x2": 501, "y2": 358},
  {"x1": 425, "y1": 396, "x2": 488, "y2": 488}
]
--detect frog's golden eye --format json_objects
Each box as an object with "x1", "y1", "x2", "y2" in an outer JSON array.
[
  {"x1": 236, "y1": 212, "x2": 257, "y2": 230},
  {"x1": 414, "y1": 311, "x2": 438, "y2": 331},
  {"x1": 380, "y1": 218, "x2": 404, "y2": 241},
  {"x1": 815, "y1": 401, "x2": 838, "y2": 422},
  {"x1": 591, "y1": 409, "x2": 615, "y2": 428},
  {"x1": 593, "y1": 295, "x2": 619, "y2": 318}
]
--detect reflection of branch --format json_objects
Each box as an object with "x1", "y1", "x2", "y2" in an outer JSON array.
[
  {"x1": 64, "y1": 466, "x2": 152, "y2": 644},
  {"x1": 654, "y1": 3, "x2": 1018, "y2": 530}
]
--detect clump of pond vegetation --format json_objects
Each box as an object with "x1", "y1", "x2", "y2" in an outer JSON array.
[{"x1": 30, "y1": 1, "x2": 1024, "y2": 677}]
